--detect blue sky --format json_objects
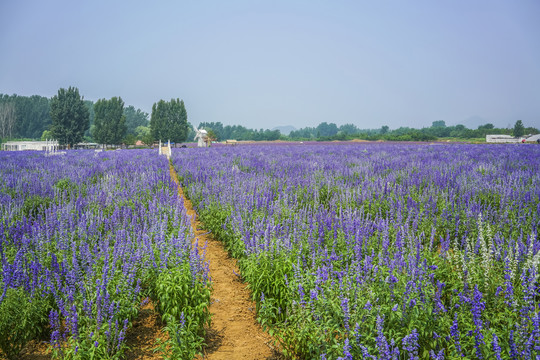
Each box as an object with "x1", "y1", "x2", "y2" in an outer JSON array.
[{"x1": 1, "y1": 0, "x2": 539, "y2": 130}]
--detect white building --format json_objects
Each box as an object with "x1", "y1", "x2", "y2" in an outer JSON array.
[
  {"x1": 486, "y1": 135, "x2": 520, "y2": 143},
  {"x1": 2, "y1": 140, "x2": 99, "y2": 151},
  {"x1": 2, "y1": 140, "x2": 59, "y2": 151},
  {"x1": 486, "y1": 134, "x2": 540, "y2": 143}
]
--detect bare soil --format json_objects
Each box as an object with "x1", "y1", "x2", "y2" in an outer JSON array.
[
  {"x1": 123, "y1": 299, "x2": 166, "y2": 359},
  {"x1": 169, "y1": 165, "x2": 282, "y2": 360}
]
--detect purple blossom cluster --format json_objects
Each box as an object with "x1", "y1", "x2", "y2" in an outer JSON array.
[
  {"x1": 173, "y1": 143, "x2": 540, "y2": 359},
  {"x1": 0, "y1": 150, "x2": 208, "y2": 357}
]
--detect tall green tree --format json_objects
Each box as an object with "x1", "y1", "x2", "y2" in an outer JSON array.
[
  {"x1": 0, "y1": 94, "x2": 51, "y2": 139},
  {"x1": 513, "y1": 120, "x2": 525, "y2": 137},
  {"x1": 150, "y1": 98, "x2": 189, "y2": 144},
  {"x1": 84, "y1": 100, "x2": 95, "y2": 139},
  {"x1": 150, "y1": 100, "x2": 168, "y2": 142},
  {"x1": 0, "y1": 100, "x2": 16, "y2": 139},
  {"x1": 124, "y1": 106, "x2": 149, "y2": 135},
  {"x1": 50, "y1": 87, "x2": 89, "y2": 148},
  {"x1": 93, "y1": 97, "x2": 127, "y2": 146},
  {"x1": 168, "y1": 99, "x2": 188, "y2": 144}
]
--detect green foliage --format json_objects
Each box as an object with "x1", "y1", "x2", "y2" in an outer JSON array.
[
  {"x1": 54, "y1": 177, "x2": 80, "y2": 202},
  {"x1": 316, "y1": 122, "x2": 339, "y2": 137},
  {"x1": 135, "y1": 126, "x2": 154, "y2": 146},
  {"x1": 0, "y1": 94, "x2": 51, "y2": 139},
  {"x1": 123, "y1": 133, "x2": 137, "y2": 146},
  {"x1": 41, "y1": 130, "x2": 53, "y2": 141},
  {"x1": 0, "y1": 288, "x2": 51, "y2": 359},
  {"x1": 123, "y1": 105, "x2": 149, "y2": 135},
  {"x1": 93, "y1": 97, "x2": 127, "y2": 145},
  {"x1": 156, "y1": 315, "x2": 205, "y2": 360},
  {"x1": 431, "y1": 120, "x2": 446, "y2": 128},
  {"x1": 154, "y1": 264, "x2": 211, "y2": 358},
  {"x1": 198, "y1": 121, "x2": 280, "y2": 141},
  {"x1": 21, "y1": 195, "x2": 51, "y2": 219},
  {"x1": 0, "y1": 100, "x2": 16, "y2": 140},
  {"x1": 50, "y1": 87, "x2": 89, "y2": 147},
  {"x1": 83, "y1": 100, "x2": 95, "y2": 139},
  {"x1": 150, "y1": 99, "x2": 189, "y2": 144},
  {"x1": 242, "y1": 252, "x2": 293, "y2": 324},
  {"x1": 513, "y1": 119, "x2": 525, "y2": 137}
]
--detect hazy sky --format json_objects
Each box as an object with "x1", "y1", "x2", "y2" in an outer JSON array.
[{"x1": 1, "y1": 0, "x2": 539, "y2": 130}]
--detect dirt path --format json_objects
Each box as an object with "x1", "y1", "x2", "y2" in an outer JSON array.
[{"x1": 169, "y1": 165, "x2": 281, "y2": 360}]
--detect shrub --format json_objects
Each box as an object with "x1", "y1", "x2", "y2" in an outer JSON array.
[{"x1": 0, "y1": 287, "x2": 50, "y2": 359}]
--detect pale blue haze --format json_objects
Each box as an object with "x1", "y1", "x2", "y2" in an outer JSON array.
[{"x1": 1, "y1": 0, "x2": 539, "y2": 129}]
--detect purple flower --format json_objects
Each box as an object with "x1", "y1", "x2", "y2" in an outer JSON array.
[
  {"x1": 376, "y1": 315, "x2": 390, "y2": 358},
  {"x1": 492, "y1": 333, "x2": 502, "y2": 360},
  {"x1": 340, "y1": 338, "x2": 353, "y2": 360},
  {"x1": 341, "y1": 297, "x2": 350, "y2": 331},
  {"x1": 429, "y1": 349, "x2": 444, "y2": 360},
  {"x1": 402, "y1": 329, "x2": 419, "y2": 360},
  {"x1": 450, "y1": 313, "x2": 462, "y2": 356}
]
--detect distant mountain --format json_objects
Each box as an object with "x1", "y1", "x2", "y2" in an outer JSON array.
[{"x1": 272, "y1": 125, "x2": 297, "y2": 135}]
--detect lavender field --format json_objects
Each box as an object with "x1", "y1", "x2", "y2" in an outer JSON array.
[
  {"x1": 0, "y1": 150, "x2": 209, "y2": 359},
  {"x1": 172, "y1": 143, "x2": 540, "y2": 359}
]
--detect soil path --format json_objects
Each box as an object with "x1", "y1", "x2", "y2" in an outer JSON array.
[{"x1": 169, "y1": 165, "x2": 280, "y2": 360}]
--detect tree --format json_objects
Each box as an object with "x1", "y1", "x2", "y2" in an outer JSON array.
[
  {"x1": 50, "y1": 87, "x2": 89, "y2": 148},
  {"x1": 123, "y1": 134, "x2": 137, "y2": 147},
  {"x1": 150, "y1": 100, "x2": 167, "y2": 142},
  {"x1": 124, "y1": 106, "x2": 149, "y2": 135},
  {"x1": 0, "y1": 100, "x2": 16, "y2": 139},
  {"x1": 381, "y1": 125, "x2": 389, "y2": 134},
  {"x1": 150, "y1": 98, "x2": 189, "y2": 145},
  {"x1": 206, "y1": 129, "x2": 218, "y2": 142},
  {"x1": 340, "y1": 123, "x2": 360, "y2": 135},
  {"x1": 13, "y1": 95, "x2": 51, "y2": 138},
  {"x1": 525, "y1": 126, "x2": 539, "y2": 135},
  {"x1": 135, "y1": 125, "x2": 150, "y2": 139},
  {"x1": 83, "y1": 100, "x2": 95, "y2": 139},
  {"x1": 431, "y1": 120, "x2": 446, "y2": 128},
  {"x1": 199, "y1": 121, "x2": 224, "y2": 140},
  {"x1": 135, "y1": 126, "x2": 153, "y2": 146},
  {"x1": 0, "y1": 94, "x2": 51, "y2": 139},
  {"x1": 477, "y1": 123, "x2": 494, "y2": 130},
  {"x1": 41, "y1": 130, "x2": 53, "y2": 141},
  {"x1": 513, "y1": 120, "x2": 525, "y2": 138},
  {"x1": 168, "y1": 99, "x2": 188, "y2": 145},
  {"x1": 316, "y1": 122, "x2": 338, "y2": 137},
  {"x1": 92, "y1": 97, "x2": 127, "y2": 146}
]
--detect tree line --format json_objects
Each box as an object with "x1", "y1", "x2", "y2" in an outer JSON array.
[
  {"x1": 1, "y1": 88, "x2": 538, "y2": 146},
  {"x1": 0, "y1": 88, "x2": 190, "y2": 148},
  {"x1": 197, "y1": 122, "x2": 280, "y2": 142},
  {"x1": 287, "y1": 120, "x2": 538, "y2": 142}
]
